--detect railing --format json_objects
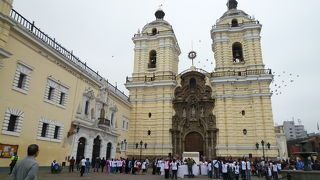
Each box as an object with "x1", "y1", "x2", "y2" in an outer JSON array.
[
  {"x1": 213, "y1": 20, "x2": 260, "y2": 29},
  {"x1": 133, "y1": 30, "x2": 174, "y2": 37},
  {"x1": 148, "y1": 63, "x2": 156, "y2": 68},
  {"x1": 10, "y1": 9, "x2": 129, "y2": 100},
  {"x1": 126, "y1": 74, "x2": 176, "y2": 83},
  {"x1": 211, "y1": 69, "x2": 272, "y2": 78},
  {"x1": 98, "y1": 118, "x2": 110, "y2": 127}
]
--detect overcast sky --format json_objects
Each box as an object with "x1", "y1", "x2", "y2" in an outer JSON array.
[{"x1": 13, "y1": 0, "x2": 320, "y2": 133}]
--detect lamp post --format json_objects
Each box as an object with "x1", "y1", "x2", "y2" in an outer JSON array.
[
  {"x1": 256, "y1": 140, "x2": 271, "y2": 160},
  {"x1": 136, "y1": 140, "x2": 147, "y2": 161}
]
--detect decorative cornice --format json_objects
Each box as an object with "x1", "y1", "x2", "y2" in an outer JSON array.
[
  {"x1": 215, "y1": 64, "x2": 265, "y2": 70},
  {"x1": 211, "y1": 24, "x2": 262, "y2": 34},
  {"x1": 0, "y1": 47, "x2": 12, "y2": 59},
  {"x1": 216, "y1": 145, "x2": 278, "y2": 150},
  {"x1": 211, "y1": 75, "x2": 273, "y2": 83},
  {"x1": 125, "y1": 80, "x2": 176, "y2": 89},
  {"x1": 130, "y1": 97, "x2": 173, "y2": 102},
  {"x1": 214, "y1": 93, "x2": 272, "y2": 98}
]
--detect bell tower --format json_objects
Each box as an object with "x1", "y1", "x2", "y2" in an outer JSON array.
[
  {"x1": 126, "y1": 8, "x2": 181, "y2": 157},
  {"x1": 210, "y1": 0, "x2": 278, "y2": 158},
  {"x1": 212, "y1": 0, "x2": 265, "y2": 72}
]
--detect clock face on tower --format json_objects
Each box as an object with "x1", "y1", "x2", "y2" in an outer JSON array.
[{"x1": 188, "y1": 51, "x2": 197, "y2": 60}]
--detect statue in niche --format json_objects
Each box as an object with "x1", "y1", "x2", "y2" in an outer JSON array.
[
  {"x1": 191, "y1": 105, "x2": 196, "y2": 117},
  {"x1": 182, "y1": 108, "x2": 186, "y2": 118},
  {"x1": 190, "y1": 105, "x2": 197, "y2": 121},
  {"x1": 100, "y1": 107, "x2": 105, "y2": 119},
  {"x1": 200, "y1": 107, "x2": 204, "y2": 117}
]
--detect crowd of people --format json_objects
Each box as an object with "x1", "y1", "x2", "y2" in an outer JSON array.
[
  {"x1": 67, "y1": 156, "x2": 320, "y2": 179},
  {"x1": 8, "y1": 144, "x2": 320, "y2": 180}
]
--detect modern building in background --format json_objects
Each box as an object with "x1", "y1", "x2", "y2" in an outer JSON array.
[{"x1": 281, "y1": 120, "x2": 308, "y2": 140}]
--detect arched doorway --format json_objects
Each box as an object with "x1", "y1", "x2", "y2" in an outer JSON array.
[
  {"x1": 92, "y1": 136, "x2": 101, "y2": 166},
  {"x1": 106, "y1": 142, "x2": 112, "y2": 159},
  {"x1": 185, "y1": 132, "x2": 204, "y2": 156},
  {"x1": 76, "y1": 137, "x2": 86, "y2": 165}
]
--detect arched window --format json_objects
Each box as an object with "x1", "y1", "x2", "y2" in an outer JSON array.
[
  {"x1": 148, "y1": 50, "x2": 157, "y2": 68},
  {"x1": 152, "y1": 28, "x2": 157, "y2": 35},
  {"x1": 231, "y1": 19, "x2": 238, "y2": 27},
  {"x1": 106, "y1": 142, "x2": 112, "y2": 159},
  {"x1": 190, "y1": 78, "x2": 196, "y2": 89},
  {"x1": 232, "y1": 42, "x2": 244, "y2": 62}
]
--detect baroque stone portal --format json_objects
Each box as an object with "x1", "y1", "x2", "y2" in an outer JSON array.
[{"x1": 171, "y1": 71, "x2": 218, "y2": 159}]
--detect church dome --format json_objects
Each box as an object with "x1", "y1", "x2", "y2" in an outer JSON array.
[{"x1": 142, "y1": 8, "x2": 172, "y2": 32}]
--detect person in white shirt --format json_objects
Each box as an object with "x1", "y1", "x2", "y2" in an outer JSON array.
[
  {"x1": 272, "y1": 162, "x2": 279, "y2": 180},
  {"x1": 212, "y1": 159, "x2": 220, "y2": 179},
  {"x1": 246, "y1": 160, "x2": 251, "y2": 180},
  {"x1": 221, "y1": 161, "x2": 228, "y2": 180},
  {"x1": 80, "y1": 157, "x2": 86, "y2": 177},
  {"x1": 234, "y1": 162, "x2": 240, "y2": 180},
  {"x1": 241, "y1": 159, "x2": 247, "y2": 180},
  {"x1": 111, "y1": 159, "x2": 117, "y2": 173},
  {"x1": 170, "y1": 159, "x2": 178, "y2": 179},
  {"x1": 117, "y1": 159, "x2": 122, "y2": 173},
  {"x1": 156, "y1": 159, "x2": 162, "y2": 175},
  {"x1": 208, "y1": 161, "x2": 212, "y2": 178},
  {"x1": 141, "y1": 160, "x2": 147, "y2": 173}
]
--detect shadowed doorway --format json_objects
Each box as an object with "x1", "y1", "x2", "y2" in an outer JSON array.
[{"x1": 185, "y1": 132, "x2": 204, "y2": 156}]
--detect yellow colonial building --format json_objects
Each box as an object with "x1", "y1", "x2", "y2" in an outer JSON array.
[
  {"x1": 126, "y1": 0, "x2": 278, "y2": 159},
  {"x1": 0, "y1": 0, "x2": 130, "y2": 168},
  {"x1": 0, "y1": 0, "x2": 280, "y2": 168}
]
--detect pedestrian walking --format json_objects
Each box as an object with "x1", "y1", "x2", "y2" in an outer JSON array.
[
  {"x1": 101, "y1": 157, "x2": 106, "y2": 172},
  {"x1": 9, "y1": 152, "x2": 19, "y2": 175},
  {"x1": 69, "y1": 156, "x2": 75, "y2": 172},
  {"x1": 10, "y1": 144, "x2": 39, "y2": 180},
  {"x1": 85, "y1": 158, "x2": 91, "y2": 175},
  {"x1": 80, "y1": 157, "x2": 86, "y2": 177}
]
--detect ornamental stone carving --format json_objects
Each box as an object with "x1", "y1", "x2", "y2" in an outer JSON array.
[{"x1": 171, "y1": 71, "x2": 218, "y2": 159}]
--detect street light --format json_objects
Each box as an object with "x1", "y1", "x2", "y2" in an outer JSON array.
[
  {"x1": 256, "y1": 140, "x2": 271, "y2": 160},
  {"x1": 136, "y1": 140, "x2": 147, "y2": 161},
  {"x1": 76, "y1": 123, "x2": 80, "y2": 133}
]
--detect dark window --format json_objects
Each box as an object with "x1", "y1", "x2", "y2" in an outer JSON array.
[
  {"x1": 48, "y1": 87, "x2": 54, "y2": 100},
  {"x1": 85, "y1": 101, "x2": 89, "y2": 115},
  {"x1": 148, "y1": 50, "x2": 157, "y2": 68},
  {"x1": 17, "y1": 73, "x2": 27, "y2": 89},
  {"x1": 111, "y1": 113, "x2": 114, "y2": 125},
  {"x1": 190, "y1": 78, "x2": 196, "y2": 89},
  {"x1": 54, "y1": 126, "x2": 60, "y2": 139},
  {"x1": 232, "y1": 42, "x2": 244, "y2": 62},
  {"x1": 152, "y1": 28, "x2": 157, "y2": 35},
  {"x1": 242, "y1": 110, "x2": 245, "y2": 116},
  {"x1": 41, "y1": 123, "x2": 48, "y2": 137},
  {"x1": 231, "y1": 19, "x2": 239, "y2": 27},
  {"x1": 59, "y1": 92, "x2": 65, "y2": 105},
  {"x1": 7, "y1": 115, "x2": 18, "y2": 132}
]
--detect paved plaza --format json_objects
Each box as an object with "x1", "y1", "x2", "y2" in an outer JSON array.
[{"x1": 1, "y1": 170, "x2": 265, "y2": 180}]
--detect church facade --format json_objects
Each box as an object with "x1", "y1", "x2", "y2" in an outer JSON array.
[
  {"x1": 0, "y1": 0, "x2": 279, "y2": 168},
  {"x1": 126, "y1": 0, "x2": 278, "y2": 159}
]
